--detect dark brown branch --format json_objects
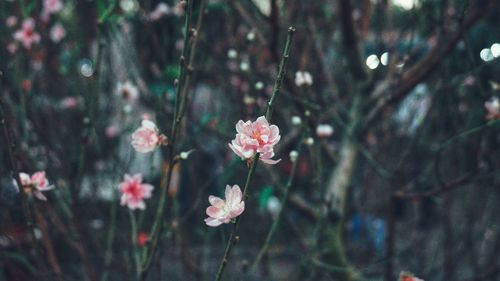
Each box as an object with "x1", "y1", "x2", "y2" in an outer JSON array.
[
  {"x1": 338, "y1": 0, "x2": 367, "y2": 80},
  {"x1": 394, "y1": 173, "x2": 472, "y2": 200},
  {"x1": 364, "y1": 0, "x2": 496, "y2": 130}
]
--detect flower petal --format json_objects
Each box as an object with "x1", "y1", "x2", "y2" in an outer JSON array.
[
  {"x1": 206, "y1": 206, "x2": 224, "y2": 218},
  {"x1": 208, "y1": 195, "x2": 225, "y2": 208},
  {"x1": 205, "y1": 217, "x2": 223, "y2": 227},
  {"x1": 34, "y1": 191, "x2": 47, "y2": 201}
]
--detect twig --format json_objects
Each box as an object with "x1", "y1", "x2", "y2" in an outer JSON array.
[
  {"x1": 33, "y1": 203, "x2": 63, "y2": 281},
  {"x1": 139, "y1": 0, "x2": 200, "y2": 278},
  {"x1": 266, "y1": 27, "x2": 296, "y2": 121},
  {"x1": 363, "y1": 0, "x2": 497, "y2": 131},
  {"x1": 0, "y1": 96, "x2": 42, "y2": 267},
  {"x1": 213, "y1": 153, "x2": 260, "y2": 281},
  {"x1": 338, "y1": 0, "x2": 367, "y2": 80},
  {"x1": 213, "y1": 26, "x2": 296, "y2": 281},
  {"x1": 128, "y1": 210, "x2": 142, "y2": 277},
  {"x1": 250, "y1": 129, "x2": 305, "y2": 271},
  {"x1": 100, "y1": 200, "x2": 118, "y2": 281}
]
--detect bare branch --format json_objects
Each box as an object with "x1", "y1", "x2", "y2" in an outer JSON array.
[
  {"x1": 364, "y1": 0, "x2": 497, "y2": 131},
  {"x1": 338, "y1": 0, "x2": 367, "y2": 80}
]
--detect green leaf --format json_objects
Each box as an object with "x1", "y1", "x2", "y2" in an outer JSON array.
[
  {"x1": 164, "y1": 64, "x2": 180, "y2": 81},
  {"x1": 258, "y1": 185, "x2": 274, "y2": 211},
  {"x1": 149, "y1": 82, "x2": 174, "y2": 97},
  {"x1": 0, "y1": 252, "x2": 37, "y2": 274}
]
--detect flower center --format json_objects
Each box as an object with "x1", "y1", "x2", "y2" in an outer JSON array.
[
  {"x1": 252, "y1": 130, "x2": 265, "y2": 145},
  {"x1": 125, "y1": 183, "x2": 142, "y2": 199}
]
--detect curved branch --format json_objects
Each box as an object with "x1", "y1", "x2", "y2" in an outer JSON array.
[{"x1": 363, "y1": 0, "x2": 497, "y2": 131}]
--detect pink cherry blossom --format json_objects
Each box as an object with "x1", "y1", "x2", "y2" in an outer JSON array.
[
  {"x1": 116, "y1": 81, "x2": 139, "y2": 102},
  {"x1": 400, "y1": 272, "x2": 424, "y2": 281},
  {"x1": 316, "y1": 124, "x2": 334, "y2": 138},
  {"x1": 205, "y1": 185, "x2": 245, "y2": 227},
  {"x1": 14, "y1": 18, "x2": 40, "y2": 49},
  {"x1": 149, "y1": 2, "x2": 170, "y2": 21},
  {"x1": 118, "y1": 174, "x2": 154, "y2": 210},
  {"x1": 131, "y1": 120, "x2": 166, "y2": 153},
  {"x1": 485, "y1": 97, "x2": 500, "y2": 120},
  {"x1": 294, "y1": 71, "x2": 313, "y2": 87},
  {"x1": 18, "y1": 171, "x2": 54, "y2": 201},
  {"x1": 6, "y1": 16, "x2": 17, "y2": 27},
  {"x1": 42, "y1": 0, "x2": 64, "y2": 21},
  {"x1": 229, "y1": 116, "x2": 281, "y2": 164},
  {"x1": 6, "y1": 42, "x2": 17, "y2": 54},
  {"x1": 50, "y1": 23, "x2": 66, "y2": 43},
  {"x1": 137, "y1": 231, "x2": 149, "y2": 247},
  {"x1": 60, "y1": 96, "x2": 79, "y2": 109},
  {"x1": 105, "y1": 125, "x2": 119, "y2": 138}
]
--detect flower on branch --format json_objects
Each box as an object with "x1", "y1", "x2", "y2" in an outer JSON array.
[
  {"x1": 294, "y1": 71, "x2": 313, "y2": 87},
  {"x1": 205, "y1": 185, "x2": 245, "y2": 227},
  {"x1": 229, "y1": 116, "x2": 281, "y2": 165},
  {"x1": 137, "y1": 231, "x2": 149, "y2": 247},
  {"x1": 131, "y1": 120, "x2": 167, "y2": 153},
  {"x1": 485, "y1": 96, "x2": 500, "y2": 120},
  {"x1": 116, "y1": 81, "x2": 139, "y2": 102},
  {"x1": 50, "y1": 23, "x2": 66, "y2": 43},
  {"x1": 118, "y1": 174, "x2": 154, "y2": 210},
  {"x1": 17, "y1": 171, "x2": 54, "y2": 201},
  {"x1": 14, "y1": 18, "x2": 40, "y2": 49},
  {"x1": 316, "y1": 124, "x2": 334, "y2": 138},
  {"x1": 42, "y1": 0, "x2": 63, "y2": 21},
  {"x1": 399, "y1": 272, "x2": 424, "y2": 281}
]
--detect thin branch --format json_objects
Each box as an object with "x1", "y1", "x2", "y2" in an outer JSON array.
[
  {"x1": 364, "y1": 0, "x2": 497, "y2": 130},
  {"x1": 213, "y1": 27, "x2": 296, "y2": 281},
  {"x1": 338, "y1": 0, "x2": 367, "y2": 80},
  {"x1": 394, "y1": 173, "x2": 472, "y2": 200},
  {"x1": 250, "y1": 129, "x2": 305, "y2": 271}
]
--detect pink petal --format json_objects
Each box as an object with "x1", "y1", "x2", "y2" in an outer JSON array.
[
  {"x1": 255, "y1": 116, "x2": 269, "y2": 126},
  {"x1": 206, "y1": 206, "x2": 224, "y2": 218},
  {"x1": 224, "y1": 185, "x2": 233, "y2": 203},
  {"x1": 141, "y1": 120, "x2": 158, "y2": 131},
  {"x1": 230, "y1": 185, "x2": 242, "y2": 203},
  {"x1": 132, "y1": 173, "x2": 143, "y2": 182},
  {"x1": 19, "y1": 173, "x2": 32, "y2": 186},
  {"x1": 141, "y1": 184, "x2": 154, "y2": 198},
  {"x1": 230, "y1": 202, "x2": 245, "y2": 218},
  {"x1": 38, "y1": 185, "x2": 54, "y2": 191},
  {"x1": 34, "y1": 191, "x2": 47, "y2": 201},
  {"x1": 260, "y1": 158, "x2": 281, "y2": 165},
  {"x1": 235, "y1": 120, "x2": 246, "y2": 134},
  {"x1": 208, "y1": 195, "x2": 225, "y2": 208},
  {"x1": 205, "y1": 217, "x2": 222, "y2": 227}
]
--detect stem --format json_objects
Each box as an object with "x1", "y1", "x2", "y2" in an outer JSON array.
[
  {"x1": 265, "y1": 27, "x2": 296, "y2": 121},
  {"x1": 0, "y1": 97, "x2": 41, "y2": 265},
  {"x1": 213, "y1": 26, "x2": 296, "y2": 281},
  {"x1": 436, "y1": 119, "x2": 500, "y2": 151},
  {"x1": 129, "y1": 210, "x2": 142, "y2": 277},
  {"x1": 139, "y1": 0, "x2": 199, "y2": 278},
  {"x1": 100, "y1": 200, "x2": 117, "y2": 281},
  {"x1": 250, "y1": 131, "x2": 304, "y2": 271},
  {"x1": 33, "y1": 203, "x2": 63, "y2": 281},
  {"x1": 214, "y1": 153, "x2": 259, "y2": 281}
]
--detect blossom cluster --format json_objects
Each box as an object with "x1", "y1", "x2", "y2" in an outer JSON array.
[
  {"x1": 229, "y1": 116, "x2": 281, "y2": 165},
  {"x1": 18, "y1": 171, "x2": 54, "y2": 201},
  {"x1": 204, "y1": 116, "x2": 282, "y2": 226}
]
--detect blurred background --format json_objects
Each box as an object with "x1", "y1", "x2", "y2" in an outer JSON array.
[{"x1": 0, "y1": 0, "x2": 500, "y2": 280}]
